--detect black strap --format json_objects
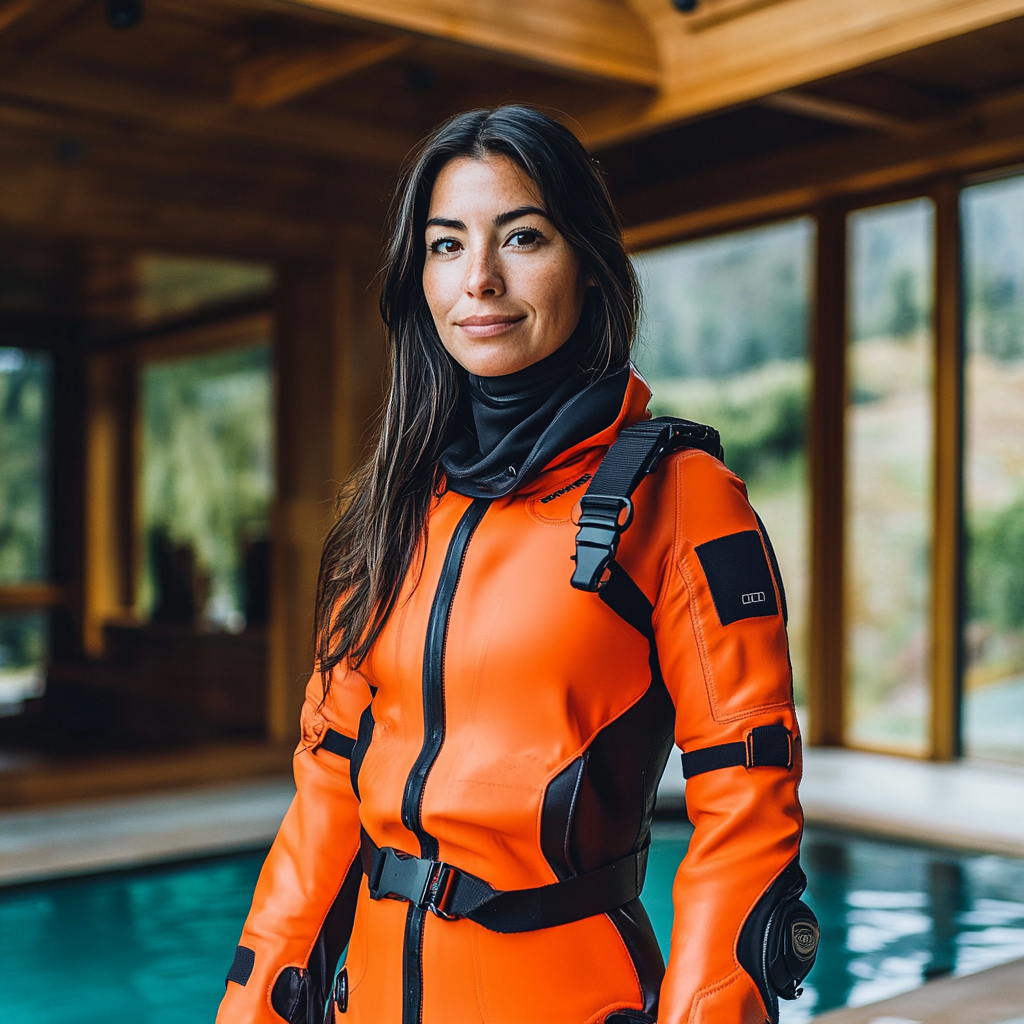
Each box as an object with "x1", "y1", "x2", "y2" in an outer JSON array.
[
  {"x1": 318, "y1": 728, "x2": 355, "y2": 758},
  {"x1": 682, "y1": 724, "x2": 793, "y2": 779},
  {"x1": 359, "y1": 830, "x2": 648, "y2": 934},
  {"x1": 571, "y1": 416, "x2": 722, "y2": 592}
]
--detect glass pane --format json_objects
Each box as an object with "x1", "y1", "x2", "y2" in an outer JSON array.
[
  {"x1": 0, "y1": 347, "x2": 52, "y2": 584},
  {"x1": 846, "y1": 199, "x2": 935, "y2": 753},
  {"x1": 139, "y1": 342, "x2": 274, "y2": 632},
  {"x1": 962, "y1": 175, "x2": 1024, "y2": 762},
  {"x1": 0, "y1": 612, "x2": 47, "y2": 717},
  {"x1": 633, "y1": 218, "x2": 814, "y2": 709}
]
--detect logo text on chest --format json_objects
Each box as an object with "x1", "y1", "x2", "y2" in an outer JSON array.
[{"x1": 540, "y1": 473, "x2": 592, "y2": 504}]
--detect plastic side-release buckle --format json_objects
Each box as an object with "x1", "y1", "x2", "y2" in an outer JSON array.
[
  {"x1": 367, "y1": 846, "x2": 458, "y2": 919},
  {"x1": 570, "y1": 495, "x2": 634, "y2": 592}
]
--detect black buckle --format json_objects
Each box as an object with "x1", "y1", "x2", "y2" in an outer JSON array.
[
  {"x1": 367, "y1": 846, "x2": 458, "y2": 919},
  {"x1": 570, "y1": 495, "x2": 633, "y2": 592}
]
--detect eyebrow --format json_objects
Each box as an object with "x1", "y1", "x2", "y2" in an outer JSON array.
[{"x1": 425, "y1": 205, "x2": 551, "y2": 231}]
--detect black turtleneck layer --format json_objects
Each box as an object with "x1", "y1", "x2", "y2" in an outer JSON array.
[{"x1": 440, "y1": 331, "x2": 630, "y2": 499}]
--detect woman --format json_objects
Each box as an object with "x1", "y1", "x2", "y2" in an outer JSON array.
[{"x1": 217, "y1": 105, "x2": 814, "y2": 1024}]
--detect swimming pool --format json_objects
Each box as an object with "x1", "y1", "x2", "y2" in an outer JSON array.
[{"x1": 1, "y1": 824, "x2": 1022, "y2": 1023}]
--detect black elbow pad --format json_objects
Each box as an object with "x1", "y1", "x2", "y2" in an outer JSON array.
[{"x1": 737, "y1": 859, "x2": 819, "y2": 1023}]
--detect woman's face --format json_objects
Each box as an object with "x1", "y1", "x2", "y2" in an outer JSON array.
[{"x1": 423, "y1": 154, "x2": 586, "y2": 377}]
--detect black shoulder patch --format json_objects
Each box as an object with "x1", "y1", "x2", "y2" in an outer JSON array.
[
  {"x1": 226, "y1": 944, "x2": 255, "y2": 987},
  {"x1": 694, "y1": 529, "x2": 779, "y2": 626}
]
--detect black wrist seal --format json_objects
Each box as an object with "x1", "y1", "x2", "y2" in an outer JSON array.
[{"x1": 737, "y1": 859, "x2": 819, "y2": 1023}]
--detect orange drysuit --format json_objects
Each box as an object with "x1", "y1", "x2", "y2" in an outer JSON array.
[{"x1": 217, "y1": 367, "x2": 805, "y2": 1024}]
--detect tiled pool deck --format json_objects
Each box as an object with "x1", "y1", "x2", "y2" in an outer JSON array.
[{"x1": 1, "y1": 747, "x2": 1023, "y2": 1022}]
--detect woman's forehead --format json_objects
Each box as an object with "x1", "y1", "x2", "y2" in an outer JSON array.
[{"x1": 428, "y1": 155, "x2": 543, "y2": 221}]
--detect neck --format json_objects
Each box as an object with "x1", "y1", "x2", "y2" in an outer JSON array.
[{"x1": 466, "y1": 328, "x2": 591, "y2": 459}]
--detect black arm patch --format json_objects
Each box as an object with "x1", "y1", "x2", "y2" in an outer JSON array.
[
  {"x1": 694, "y1": 529, "x2": 779, "y2": 626},
  {"x1": 225, "y1": 944, "x2": 255, "y2": 987}
]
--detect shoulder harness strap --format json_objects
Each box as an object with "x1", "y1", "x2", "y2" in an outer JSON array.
[
  {"x1": 570, "y1": 415, "x2": 723, "y2": 593},
  {"x1": 571, "y1": 416, "x2": 794, "y2": 781}
]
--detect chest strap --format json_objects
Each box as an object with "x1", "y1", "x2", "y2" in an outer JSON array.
[
  {"x1": 570, "y1": 416, "x2": 723, "y2": 592},
  {"x1": 360, "y1": 829, "x2": 648, "y2": 934}
]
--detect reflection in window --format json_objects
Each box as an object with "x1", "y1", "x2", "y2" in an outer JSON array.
[
  {"x1": 0, "y1": 348, "x2": 52, "y2": 713},
  {"x1": 139, "y1": 342, "x2": 274, "y2": 632},
  {"x1": 962, "y1": 175, "x2": 1024, "y2": 763},
  {"x1": 633, "y1": 218, "x2": 814, "y2": 707},
  {"x1": 846, "y1": 199, "x2": 935, "y2": 753},
  {"x1": 0, "y1": 348, "x2": 51, "y2": 584}
]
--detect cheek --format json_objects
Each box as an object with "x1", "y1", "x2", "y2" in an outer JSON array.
[
  {"x1": 524, "y1": 259, "x2": 581, "y2": 323},
  {"x1": 422, "y1": 263, "x2": 456, "y2": 323}
]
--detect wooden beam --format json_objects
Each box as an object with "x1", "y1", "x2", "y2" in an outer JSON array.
[
  {"x1": 929, "y1": 177, "x2": 964, "y2": 761},
  {"x1": 82, "y1": 349, "x2": 134, "y2": 656},
  {"x1": 232, "y1": 33, "x2": 414, "y2": 109},
  {"x1": 619, "y1": 86, "x2": 1024, "y2": 253},
  {"x1": 0, "y1": 0, "x2": 34, "y2": 35},
  {"x1": 0, "y1": 100, "x2": 386, "y2": 259},
  {"x1": 268, "y1": 260, "x2": 386, "y2": 742},
  {"x1": 807, "y1": 202, "x2": 847, "y2": 747},
  {"x1": 277, "y1": 0, "x2": 659, "y2": 86},
  {"x1": 0, "y1": 583, "x2": 68, "y2": 609},
  {"x1": 760, "y1": 90, "x2": 917, "y2": 137},
  {"x1": 0, "y1": 57, "x2": 417, "y2": 167},
  {"x1": 587, "y1": 0, "x2": 1024, "y2": 146}
]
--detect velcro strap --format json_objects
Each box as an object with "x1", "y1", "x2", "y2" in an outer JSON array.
[
  {"x1": 682, "y1": 724, "x2": 792, "y2": 779},
  {"x1": 360, "y1": 830, "x2": 648, "y2": 934},
  {"x1": 318, "y1": 728, "x2": 355, "y2": 758}
]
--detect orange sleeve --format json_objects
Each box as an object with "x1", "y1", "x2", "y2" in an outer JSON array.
[
  {"x1": 215, "y1": 663, "x2": 370, "y2": 1024},
  {"x1": 653, "y1": 452, "x2": 803, "y2": 1024}
]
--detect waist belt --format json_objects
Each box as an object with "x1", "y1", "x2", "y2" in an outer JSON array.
[{"x1": 359, "y1": 829, "x2": 648, "y2": 934}]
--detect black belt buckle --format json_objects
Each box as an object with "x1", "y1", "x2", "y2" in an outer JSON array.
[{"x1": 368, "y1": 846, "x2": 458, "y2": 919}]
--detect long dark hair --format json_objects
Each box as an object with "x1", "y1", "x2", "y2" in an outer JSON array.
[{"x1": 314, "y1": 105, "x2": 639, "y2": 687}]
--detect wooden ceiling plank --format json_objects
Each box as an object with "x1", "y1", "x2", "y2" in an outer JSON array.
[
  {"x1": 760, "y1": 90, "x2": 918, "y2": 136},
  {"x1": 232, "y1": 32, "x2": 414, "y2": 109},
  {"x1": 0, "y1": 59, "x2": 418, "y2": 166},
  {"x1": 596, "y1": 0, "x2": 1024, "y2": 146},
  {"x1": 275, "y1": 0, "x2": 659, "y2": 86},
  {"x1": 0, "y1": 0, "x2": 34, "y2": 35},
  {"x1": 619, "y1": 84, "x2": 1024, "y2": 251}
]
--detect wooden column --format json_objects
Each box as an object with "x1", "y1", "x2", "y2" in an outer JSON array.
[
  {"x1": 807, "y1": 203, "x2": 848, "y2": 747},
  {"x1": 82, "y1": 351, "x2": 135, "y2": 656},
  {"x1": 930, "y1": 179, "x2": 965, "y2": 761},
  {"x1": 267, "y1": 260, "x2": 386, "y2": 743}
]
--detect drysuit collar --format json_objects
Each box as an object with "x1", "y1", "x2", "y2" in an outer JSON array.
[{"x1": 440, "y1": 328, "x2": 633, "y2": 499}]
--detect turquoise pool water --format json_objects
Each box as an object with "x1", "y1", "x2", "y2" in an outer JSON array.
[{"x1": 1, "y1": 824, "x2": 1023, "y2": 1023}]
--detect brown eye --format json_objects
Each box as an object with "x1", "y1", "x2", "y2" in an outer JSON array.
[
  {"x1": 508, "y1": 230, "x2": 541, "y2": 247},
  {"x1": 430, "y1": 238, "x2": 462, "y2": 255}
]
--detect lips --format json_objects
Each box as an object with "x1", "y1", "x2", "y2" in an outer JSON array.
[{"x1": 455, "y1": 314, "x2": 526, "y2": 338}]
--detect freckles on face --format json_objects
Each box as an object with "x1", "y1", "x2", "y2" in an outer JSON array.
[{"x1": 422, "y1": 154, "x2": 585, "y2": 377}]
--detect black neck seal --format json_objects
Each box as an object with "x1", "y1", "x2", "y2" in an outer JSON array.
[{"x1": 441, "y1": 330, "x2": 629, "y2": 498}]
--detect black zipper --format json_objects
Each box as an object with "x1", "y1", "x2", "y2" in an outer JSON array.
[{"x1": 400, "y1": 497, "x2": 490, "y2": 1024}]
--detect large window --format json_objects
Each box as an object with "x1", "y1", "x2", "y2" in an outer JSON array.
[
  {"x1": 846, "y1": 199, "x2": 935, "y2": 754},
  {"x1": 138, "y1": 342, "x2": 274, "y2": 632},
  {"x1": 0, "y1": 347, "x2": 52, "y2": 715},
  {"x1": 962, "y1": 175, "x2": 1024, "y2": 763},
  {"x1": 633, "y1": 218, "x2": 814, "y2": 708}
]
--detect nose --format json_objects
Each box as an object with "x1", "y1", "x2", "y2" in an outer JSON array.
[{"x1": 464, "y1": 243, "x2": 504, "y2": 299}]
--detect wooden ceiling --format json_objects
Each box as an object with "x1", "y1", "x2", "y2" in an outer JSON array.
[
  {"x1": 0, "y1": 0, "x2": 649, "y2": 260},
  {"x1": 2, "y1": 0, "x2": 1024, "y2": 264}
]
